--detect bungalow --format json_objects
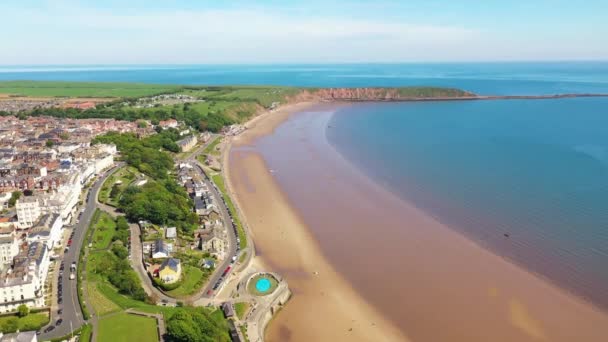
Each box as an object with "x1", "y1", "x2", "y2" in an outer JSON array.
[{"x1": 158, "y1": 258, "x2": 181, "y2": 284}]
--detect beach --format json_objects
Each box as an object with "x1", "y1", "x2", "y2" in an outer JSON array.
[{"x1": 226, "y1": 102, "x2": 608, "y2": 341}]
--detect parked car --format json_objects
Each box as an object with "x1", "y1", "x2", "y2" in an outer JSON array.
[
  {"x1": 56, "y1": 318, "x2": 63, "y2": 326},
  {"x1": 44, "y1": 326, "x2": 55, "y2": 333},
  {"x1": 58, "y1": 309, "x2": 63, "y2": 315}
]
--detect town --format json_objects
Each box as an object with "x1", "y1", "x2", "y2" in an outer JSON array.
[{"x1": 0, "y1": 107, "x2": 290, "y2": 342}]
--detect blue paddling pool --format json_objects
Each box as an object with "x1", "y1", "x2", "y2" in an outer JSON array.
[{"x1": 255, "y1": 278, "x2": 271, "y2": 293}]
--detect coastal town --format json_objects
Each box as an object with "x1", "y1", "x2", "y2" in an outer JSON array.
[{"x1": 0, "y1": 92, "x2": 290, "y2": 342}]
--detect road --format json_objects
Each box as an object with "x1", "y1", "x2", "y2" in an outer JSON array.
[
  {"x1": 40, "y1": 163, "x2": 123, "y2": 341},
  {"x1": 185, "y1": 145, "x2": 239, "y2": 299}
]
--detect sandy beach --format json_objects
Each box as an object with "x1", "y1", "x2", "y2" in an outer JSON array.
[
  {"x1": 225, "y1": 102, "x2": 408, "y2": 341},
  {"x1": 225, "y1": 102, "x2": 608, "y2": 341}
]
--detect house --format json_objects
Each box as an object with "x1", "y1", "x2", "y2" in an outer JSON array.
[
  {"x1": 176, "y1": 135, "x2": 197, "y2": 152},
  {"x1": 200, "y1": 229, "x2": 227, "y2": 260},
  {"x1": 165, "y1": 227, "x2": 177, "y2": 239},
  {"x1": 27, "y1": 213, "x2": 62, "y2": 249},
  {"x1": 158, "y1": 258, "x2": 181, "y2": 284},
  {"x1": 0, "y1": 331, "x2": 38, "y2": 342},
  {"x1": 222, "y1": 302, "x2": 235, "y2": 318},
  {"x1": 202, "y1": 259, "x2": 215, "y2": 269},
  {"x1": 151, "y1": 239, "x2": 172, "y2": 259}
]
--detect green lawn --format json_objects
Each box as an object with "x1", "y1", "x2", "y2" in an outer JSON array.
[
  {"x1": 166, "y1": 266, "x2": 205, "y2": 298},
  {"x1": 211, "y1": 174, "x2": 247, "y2": 249},
  {"x1": 98, "y1": 166, "x2": 139, "y2": 206},
  {"x1": 97, "y1": 313, "x2": 159, "y2": 342},
  {"x1": 0, "y1": 81, "x2": 180, "y2": 98},
  {"x1": 87, "y1": 282, "x2": 121, "y2": 316},
  {"x1": 0, "y1": 313, "x2": 49, "y2": 333},
  {"x1": 234, "y1": 302, "x2": 251, "y2": 320},
  {"x1": 91, "y1": 212, "x2": 117, "y2": 250},
  {"x1": 203, "y1": 136, "x2": 222, "y2": 156}
]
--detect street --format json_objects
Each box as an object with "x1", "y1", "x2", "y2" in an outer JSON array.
[{"x1": 39, "y1": 164, "x2": 122, "y2": 340}]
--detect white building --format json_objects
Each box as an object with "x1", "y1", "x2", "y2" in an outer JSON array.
[
  {"x1": 0, "y1": 331, "x2": 38, "y2": 342},
  {"x1": 27, "y1": 214, "x2": 63, "y2": 249},
  {"x1": 0, "y1": 242, "x2": 49, "y2": 312},
  {"x1": 94, "y1": 154, "x2": 114, "y2": 174},
  {"x1": 0, "y1": 228, "x2": 18, "y2": 267},
  {"x1": 0, "y1": 193, "x2": 11, "y2": 210},
  {"x1": 15, "y1": 197, "x2": 41, "y2": 229}
]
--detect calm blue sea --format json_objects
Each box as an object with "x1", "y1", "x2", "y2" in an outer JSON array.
[
  {"x1": 327, "y1": 97, "x2": 608, "y2": 309},
  {"x1": 1, "y1": 62, "x2": 608, "y2": 95}
]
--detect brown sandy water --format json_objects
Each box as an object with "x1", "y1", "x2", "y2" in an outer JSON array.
[{"x1": 228, "y1": 104, "x2": 608, "y2": 341}]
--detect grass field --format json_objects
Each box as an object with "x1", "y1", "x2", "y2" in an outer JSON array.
[
  {"x1": 0, "y1": 312, "x2": 49, "y2": 333},
  {"x1": 203, "y1": 136, "x2": 222, "y2": 156},
  {"x1": 91, "y1": 212, "x2": 117, "y2": 250},
  {"x1": 97, "y1": 313, "x2": 159, "y2": 342},
  {"x1": 87, "y1": 282, "x2": 120, "y2": 316},
  {"x1": 166, "y1": 266, "x2": 205, "y2": 298},
  {"x1": 0, "y1": 81, "x2": 180, "y2": 98},
  {"x1": 212, "y1": 174, "x2": 247, "y2": 249},
  {"x1": 235, "y1": 302, "x2": 251, "y2": 320}
]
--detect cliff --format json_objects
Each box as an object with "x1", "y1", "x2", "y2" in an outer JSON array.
[{"x1": 294, "y1": 87, "x2": 477, "y2": 102}]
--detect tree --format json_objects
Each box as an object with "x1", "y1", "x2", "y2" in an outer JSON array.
[
  {"x1": 166, "y1": 309, "x2": 229, "y2": 342},
  {"x1": 112, "y1": 244, "x2": 129, "y2": 259},
  {"x1": 137, "y1": 120, "x2": 148, "y2": 128},
  {"x1": 17, "y1": 304, "x2": 29, "y2": 317},
  {"x1": 45, "y1": 140, "x2": 54, "y2": 148},
  {"x1": 8, "y1": 191, "x2": 21, "y2": 207}
]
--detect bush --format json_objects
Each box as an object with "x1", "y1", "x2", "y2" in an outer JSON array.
[{"x1": 17, "y1": 304, "x2": 28, "y2": 318}]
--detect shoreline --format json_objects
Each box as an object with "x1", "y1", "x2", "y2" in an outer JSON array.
[
  {"x1": 225, "y1": 100, "x2": 608, "y2": 341},
  {"x1": 223, "y1": 101, "x2": 408, "y2": 341}
]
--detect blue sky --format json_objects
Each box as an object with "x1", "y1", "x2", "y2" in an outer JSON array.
[{"x1": 2, "y1": 0, "x2": 607, "y2": 64}]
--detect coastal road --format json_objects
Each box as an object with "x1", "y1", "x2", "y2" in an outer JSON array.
[
  {"x1": 186, "y1": 157, "x2": 238, "y2": 299},
  {"x1": 39, "y1": 163, "x2": 123, "y2": 341}
]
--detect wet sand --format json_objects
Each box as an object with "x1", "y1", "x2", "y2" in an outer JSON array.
[{"x1": 227, "y1": 103, "x2": 608, "y2": 341}]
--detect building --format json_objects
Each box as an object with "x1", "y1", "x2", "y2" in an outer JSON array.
[
  {"x1": 27, "y1": 213, "x2": 62, "y2": 249},
  {"x1": 0, "y1": 228, "x2": 18, "y2": 266},
  {"x1": 176, "y1": 135, "x2": 197, "y2": 152},
  {"x1": 165, "y1": 227, "x2": 177, "y2": 239},
  {"x1": 222, "y1": 302, "x2": 235, "y2": 318},
  {"x1": 200, "y1": 230, "x2": 227, "y2": 260},
  {"x1": 15, "y1": 197, "x2": 41, "y2": 229},
  {"x1": 0, "y1": 331, "x2": 38, "y2": 342},
  {"x1": 158, "y1": 119, "x2": 179, "y2": 129},
  {"x1": 151, "y1": 239, "x2": 171, "y2": 259},
  {"x1": 158, "y1": 258, "x2": 181, "y2": 284},
  {"x1": 0, "y1": 242, "x2": 49, "y2": 312},
  {"x1": 93, "y1": 153, "x2": 114, "y2": 174}
]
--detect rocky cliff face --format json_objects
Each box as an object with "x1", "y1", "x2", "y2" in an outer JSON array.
[{"x1": 291, "y1": 87, "x2": 476, "y2": 102}]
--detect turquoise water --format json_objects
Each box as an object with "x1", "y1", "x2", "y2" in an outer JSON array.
[
  {"x1": 2, "y1": 62, "x2": 608, "y2": 95},
  {"x1": 327, "y1": 97, "x2": 608, "y2": 309},
  {"x1": 255, "y1": 278, "x2": 271, "y2": 293}
]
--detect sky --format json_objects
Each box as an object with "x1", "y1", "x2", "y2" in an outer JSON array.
[{"x1": 1, "y1": 0, "x2": 608, "y2": 64}]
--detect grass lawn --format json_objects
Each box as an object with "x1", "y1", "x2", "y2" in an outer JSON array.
[
  {"x1": 203, "y1": 136, "x2": 222, "y2": 156},
  {"x1": 97, "y1": 313, "x2": 158, "y2": 342},
  {"x1": 0, "y1": 81, "x2": 180, "y2": 98},
  {"x1": 0, "y1": 312, "x2": 49, "y2": 333},
  {"x1": 87, "y1": 282, "x2": 120, "y2": 316},
  {"x1": 91, "y1": 211, "x2": 117, "y2": 250},
  {"x1": 211, "y1": 174, "x2": 247, "y2": 249},
  {"x1": 98, "y1": 166, "x2": 139, "y2": 206},
  {"x1": 166, "y1": 266, "x2": 205, "y2": 298},
  {"x1": 234, "y1": 302, "x2": 251, "y2": 320}
]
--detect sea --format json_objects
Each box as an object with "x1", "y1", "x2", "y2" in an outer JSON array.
[{"x1": 3, "y1": 62, "x2": 608, "y2": 309}]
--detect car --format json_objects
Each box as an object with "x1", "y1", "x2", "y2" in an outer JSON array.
[
  {"x1": 64, "y1": 247, "x2": 69, "y2": 253},
  {"x1": 36, "y1": 331, "x2": 41, "y2": 335},
  {"x1": 69, "y1": 273, "x2": 75, "y2": 280},
  {"x1": 58, "y1": 298, "x2": 62, "y2": 304},
  {"x1": 58, "y1": 309, "x2": 63, "y2": 315},
  {"x1": 56, "y1": 319, "x2": 63, "y2": 326},
  {"x1": 206, "y1": 290, "x2": 213, "y2": 296},
  {"x1": 44, "y1": 326, "x2": 55, "y2": 333}
]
